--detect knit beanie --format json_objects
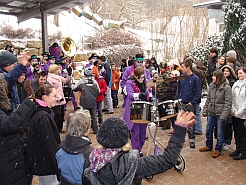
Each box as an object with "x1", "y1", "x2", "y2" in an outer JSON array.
[
  {"x1": 226, "y1": 50, "x2": 237, "y2": 59},
  {"x1": 92, "y1": 66, "x2": 99, "y2": 76},
  {"x1": 0, "y1": 50, "x2": 18, "y2": 68},
  {"x1": 151, "y1": 70, "x2": 158, "y2": 77},
  {"x1": 97, "y1": 117, "x2": 129, "y2": 148},
  {"x1": 84, "y1": 68, "x2": 92, "y2": 76}
]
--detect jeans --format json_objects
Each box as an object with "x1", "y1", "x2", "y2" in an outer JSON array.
[
  {"x1": 104, "y1": 87, "x2": 113, "y2": 112},
  {"x1": 97, "y1": 101, "x2": 103, "y2": 125},
  {"x1": 206, "y1": 114, "x2": 225, "y2": 152},
  {"x1": 194, "y1": 103, "x2": 202, "y2": 134},
  {"x1": 111, "y1": 90, "x2": 119, "y2": 106},
  {"x1": 182, "y1": 104, "x2": 195, "y2": 141}
]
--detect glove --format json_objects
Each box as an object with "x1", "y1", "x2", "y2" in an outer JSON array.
[{"x1": 139, "y1": 92, "x2": 146, "y2": 101}]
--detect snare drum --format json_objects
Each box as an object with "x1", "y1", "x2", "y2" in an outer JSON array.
[
  {"x1": 130, "y1": 101, "x2": 152, "y2": 124},
  {"x1": 158, "y1": 100, "x2": 177, "y2": 119}
]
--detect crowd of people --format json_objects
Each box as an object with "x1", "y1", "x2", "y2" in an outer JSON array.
[{"x1": 0, "y1": 43, "x2": 245, "y2": 185}]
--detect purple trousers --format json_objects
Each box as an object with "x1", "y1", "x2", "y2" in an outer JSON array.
[
  {"x1": 131, "y1": 123, "x2": 147, "y2": 152},
  {"x1": 65, "y1": 91, "x2": 78, "y2": 110}
]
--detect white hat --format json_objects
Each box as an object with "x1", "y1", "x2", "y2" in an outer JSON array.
[
  {"x1": 171, "y1": 70, "x2": 180, "y2": 77},
  {"x1": 170, "y1": 59, "x2": 180, "y2": 66}
]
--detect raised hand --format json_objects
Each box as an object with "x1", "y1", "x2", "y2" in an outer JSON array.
[{"x1": 176, "y1": 110, "x2": 196, "y2": 127}]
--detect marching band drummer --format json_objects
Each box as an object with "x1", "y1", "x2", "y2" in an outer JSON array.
[{"x1": 123, "y1": 66, "x2": 152, "y2": 157}]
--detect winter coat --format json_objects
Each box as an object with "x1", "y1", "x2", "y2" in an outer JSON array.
[
  {"x1": 72, "y1": 76, "x2": 100, "y2": 108},
  {"x1": 95, "y1": 76, "x2": 107, "y2": 102},
  {"x1": 111, "y1": 68, "x2": 120, "y2": 90},
  {"x1": 101, "y1": 61, "x2": 112, "y2": 88},
  {"x1": 56, "y1": 135, "x2": 93, "y2": 185},
  {"x1": 206, "y1": 56, "x2": 217, "y2": 85},
  {"x1": 220, "y1": 65, "x2": 237, "y2": 88},
  {"x1": 49, "y1": 46, "x2": 61, "y2": 62},
  {"x1": 0, "y1": 98, "x2": 36, "y2": 185},
  {"x1": 27, "y1": 103, "x2": 61, "y2": 180},
  {"x1": 47, "y1": 73, "x2": 71, "y2": 105},
  {"x1": 0, "y1": 64, "x2": 26, "y2": 113},
  {"x1": 146, "y1": 66, "x2": 155, "y2": 78},
  {"x1": 231, "y1": 79, "x2": 246, "y2": 119},
  {"x1": 16, "y1": 79, "x2": 35, "y2": 103},
  {"x1": 203, "y1": 81, "x2": 232, "y2": 121},
  {"x1": 84, "y1": 125, "x2": 186, "y2": 185},
  {"x1": 120, "y1": 65, "x2": 151, "y2": 89},
  {"x1": 166, "y1": 81, "x2": 178, "y2": 100}
]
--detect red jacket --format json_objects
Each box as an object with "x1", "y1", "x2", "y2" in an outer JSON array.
[{"x1": 95, "y1": 77, "x2": 107, "y2": 102}]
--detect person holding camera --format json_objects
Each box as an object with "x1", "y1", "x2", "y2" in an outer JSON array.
[{"x1": 47, "y1": 64, "x2": 71, "y2": 133}]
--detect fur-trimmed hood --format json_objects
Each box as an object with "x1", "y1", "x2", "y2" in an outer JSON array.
[
  {"x1": 220, "y1": 65, "x2": 237, "y2": 79},
  {"x1": 0, "y1": 74, "x2": 10, "y2": 110}
]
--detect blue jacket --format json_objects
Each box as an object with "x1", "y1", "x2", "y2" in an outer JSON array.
[
  {"x1": 177, "y1": 73, "x2": 201, "y2": 105},
  {"x1": 0, "y1": 64, "x2": 26, "y2": 113},
  {"x1": 101, "y1": 61, "x2": 112, "y2": 88}
]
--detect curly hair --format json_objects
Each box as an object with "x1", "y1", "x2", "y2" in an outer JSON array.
[
  {"x1": 67, "y1": 109, "x2": 91, "y2": 137},
  {"x1": 0, "y1": 74, "x2": 10, "y2": 110}
]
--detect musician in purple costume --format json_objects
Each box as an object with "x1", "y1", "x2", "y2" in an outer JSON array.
[
  {"x1": 120, "y1": 54, "x2": 151, "y2": 107},
  {"x1": 26, "y1": 55, "x2": 41, "y2": 80},
  {"x1": 42, "y1": 55, "x2": 56, "y2": 73},
  {"x1": 123, "y1": 66, "x2": 152, "y2": 156},
  {"x1": 49, "y1": 42, "x2": 61, "y2": 62}
]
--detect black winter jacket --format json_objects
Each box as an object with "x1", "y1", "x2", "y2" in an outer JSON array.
[
  {"x1": 27, "y1": 104, "x2": 61, "y2": 180},
  {"x1": 0, "y1": 98, "x2": 36, "y2": 185},
  {"x1": 85, "y1": 125, "x2": 186, "y2": 185}
]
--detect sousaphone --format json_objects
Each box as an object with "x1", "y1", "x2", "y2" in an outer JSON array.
[{"x1": 61, "y1": 37, "x2": 76, "y2": 57}]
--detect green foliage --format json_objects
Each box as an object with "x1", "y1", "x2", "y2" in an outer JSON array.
[{"x1": 222, "y1": 0, "x2": 246, "y2": 64}]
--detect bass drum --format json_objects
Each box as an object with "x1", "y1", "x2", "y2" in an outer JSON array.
[
  {"x1": 158, "y1": 100, "x2": 177, "y2": 120},
  {"x1": 130, "y1": 101, "x2": 152, "y2": 124}
]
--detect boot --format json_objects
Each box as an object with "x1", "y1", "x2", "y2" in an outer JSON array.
[
  {"x1": 229, "y1": 149, "x2": 240, "y2": 157},
  {"x1": 233, "y1": 153, "x2": 246, "y2": 160}
]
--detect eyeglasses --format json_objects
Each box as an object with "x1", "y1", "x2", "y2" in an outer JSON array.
[{"x1": 137, "y1": 75, "x2": 145, "y2": 79}]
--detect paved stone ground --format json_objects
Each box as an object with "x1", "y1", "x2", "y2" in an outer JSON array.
[{"x1": 32, "y1": 92, "x2": 246, "y2": 185}]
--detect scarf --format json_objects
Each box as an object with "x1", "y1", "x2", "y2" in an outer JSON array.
[{"x1": 89, "y1": 148, "x2": 121, "y2": 172}]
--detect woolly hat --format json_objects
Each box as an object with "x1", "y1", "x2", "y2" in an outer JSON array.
[
  {"x1": 92, "y1": 66, "x2": 99, "y2": 75},
  {"x1": 84, "y1": 68, "x2": 92, "y2": 76},
  {"x1": 0, "y1": 50, "x2": 18, "y2": 68},
  {"x1": 151, "y1": 70, "x2": 158, "y2": 77},
  {"x1": 226, "y1": 50, "x2": 237, "y2": 59},
  {"x1": 220, "y1": 65, "x2": 237, "y2": 79},
  {"x1": 97, "y1": 117, "x2": 129, "y2": 148}
]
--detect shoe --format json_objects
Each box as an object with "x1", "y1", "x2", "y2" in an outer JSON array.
[
  {"x1": 74, "y1": 107, "x2": 81, "y2": 110},
  {"x1": 190, "y1": 142, "x2": 195, "y2": 148},
  {"x1": 222, "y1": 144, "x2": 231, "y2": 150},
  {"x1": 140, "y1": 152, "x2": 144, "y2": 157},
  {"x1": 168, "y1": 131, "x2": 173, "y2": 136},
  {"x1": 199, "y1": 146, "x2": 212, "y2": 152},
  {"x1": 59, "y1": 130, "x2": 66, "y2": 133},
  {"x1": 105, "y1": 111, "x2": 114, "y2": 114},
  {"x1": 102, "y1": 109, "x2": 108, "y2": 112},
  {"x1": 233, "y1": 153, "x2": 246, "y2": 160},
  {"x1": 145, "y1": 136, "x2": 148, "y2": 141},
  {"x1": 113, "y1": 105, "x2": 119, "y2": 108},
  {"x1": 229, "y1": 150, "x2": 240, "y2": 157},
  {"x1": 212, "y1": 150, "x2": 220, "y2": 158},
  {"x1": 195, "y1": 132, "x2": 202, "y2": 135}
]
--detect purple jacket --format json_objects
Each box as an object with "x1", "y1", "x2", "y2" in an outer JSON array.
[
  {"x1": 123, "y1": 79, "x2": 152, "y2": 130},
  {"x1": 49, "y1": 46, "x2": 61, "y2": 62},
  {"x1": 85, "y1": 62, "x2": 93, "y2": 69},
  {"x1": 120, "y1": 65, "x2": 151, "y2": 89}
]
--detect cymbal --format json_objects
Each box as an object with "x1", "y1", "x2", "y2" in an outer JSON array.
[
  {"x1": 146, "y1": 77, "x2": 164, "y2": 87},
  {"x1": 164, "y1": 75, "x2": 190, "y2": 82}
]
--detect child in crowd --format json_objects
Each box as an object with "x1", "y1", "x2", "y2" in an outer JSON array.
[
  {"x1": 111, "y1": 63, "x2": 120, "y2": 108},
  {"x1": 92, "y1": 66, "x2": 107, "y2": 126}
]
